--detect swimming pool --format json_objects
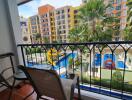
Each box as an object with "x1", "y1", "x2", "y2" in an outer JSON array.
[{"x1": 27, "y1": 53, "x2": 77, "y2": 70}]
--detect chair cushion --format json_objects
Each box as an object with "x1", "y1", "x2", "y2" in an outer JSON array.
[
  {"x1": 61, "y1": 78, "x2": 73, "y2": 100},
  {"x1": 14, "y1": 71, "x2": 27, "y2": 80}
]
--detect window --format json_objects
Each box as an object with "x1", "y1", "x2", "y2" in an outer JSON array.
[
  {"x1": 57, "y1": 21, "x2": 61, "y2": 25},
  {"x1": 56, "y1": 11, "x2": 60, "y2": 14},
  {"x1": 57, "y1": 16, "x2": 60, "y2": 20},
  {"x1": 63, "y1": 25, "x2": 65, "y2": 29},
  {"x1": 45, "y1": 14, "x2": 47, "y2": 17},
  {"x1": 51, "y1": 27, "x2": 54, "y2": 30},
  {"x1": 74, "y1": 20, "x2": 78, "y2": 24},
  {"x1": 59, "y1": 31, "x2": 61, "y2": 34},
  {"x1": 62, "y1": 20, "x2": 65, "y2": 24},
  {"x1": 63, "y1": 30, "x2": 66, "y2": 33},
  {"x1": 47, "y1": 32, "x2": 49, "y2": 35},
  {"x1": 62, "y1": 15, "x2": 65, "y2": 19},
  {"x1": 68, "y1": 8, "x2": 70, "y2": 12},
  {"x1": 74, "y1": 10, "x2": 78, "y2": 14},
  {"x1": 116, "y1": 5, "x2": 121, "y2": 10},
  {"x1": 50, "y1": 13, "x2": 52, "y2": 16},
  {"x1": 64, "y1": 35, "x2": 66, "y2": 38},
  {"x1": 62, "y1": 10, "x2": 64, "y2": 13},
  {"x1": 59, "y1": 26, "x2": 61, "y2": 29}
]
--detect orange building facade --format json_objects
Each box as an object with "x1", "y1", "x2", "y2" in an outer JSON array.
[
  {"x1": 105, "y1": 0, "x2": 127, "y2": 41},
  {"x1": 38, "y1": 5, "x2": 55, "y2": 43}
]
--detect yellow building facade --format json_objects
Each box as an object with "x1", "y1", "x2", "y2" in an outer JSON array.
[{"x1": 28, "y1": 15, "x2": 40, "y2": 43}]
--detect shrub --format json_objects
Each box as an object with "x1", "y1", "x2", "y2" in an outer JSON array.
[
  {"x1": 68, "y1": 58, "x2": 74, "y2": 69},
  {"x1": 25, "y1": 47, "x2": 42, "y2": 54},
  {"x1": 112, "y1": 70, "x2": 123, "y2": 82},
  {"x1": 81, "y1": 72, "x2": 132, "y2": 93}
]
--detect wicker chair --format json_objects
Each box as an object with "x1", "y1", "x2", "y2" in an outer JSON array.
[
  {"x1": 0, "y1": 53, "x2": 34, "y2": 99},
  {"x1": 18, "y1": 65, "x2": 81, "y2": 100}
]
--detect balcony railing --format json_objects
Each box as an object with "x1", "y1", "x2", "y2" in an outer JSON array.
[{"x1": 17, "y1": 41, "x2": 132, "y2": 99}]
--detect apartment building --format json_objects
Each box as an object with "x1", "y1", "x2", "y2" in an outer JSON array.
[
  {"x1": 20, "y1": 16, "x2": 30, "y2": 44},
  {"x1": 38, "y1": 4, "x2": 55, "y2": 43},
  {"x1": 49, "y1": 10, "x2": 56, "y2": 42},
  {"x1": 73, "y1": 6, "x2": 80, "y2": 27},
  {"x1": 82, "y1": 0, "x2": 88, "y2": 4},
  {"x1": 112, "y1": 0, "x2": 127, "y2": 41},
  {"x1": 55, "y1": 6, "x2": 74, "y2": 43},
  {"x1": 83, "y1": 0, "x2": 127, "y2": 41},
  {"x1": 28, "y1": 15, "x2": 40, "y2": 43}
]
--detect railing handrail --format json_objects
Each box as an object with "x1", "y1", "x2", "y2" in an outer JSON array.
[
  {"x1": 17, "y1": 41, "x2": 132, "y2": 99},
  {"x1": 17, "y1": 41, "x2": 132, "y2": 46}
]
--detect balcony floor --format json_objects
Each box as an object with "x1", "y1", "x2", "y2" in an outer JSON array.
[{"x1": 0, "y1": 83, "x2": 97, "y2": 100}]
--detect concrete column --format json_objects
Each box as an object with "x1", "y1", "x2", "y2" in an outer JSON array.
[{"x1": 6, "y1": 0, "x2": 24, "y2": 65}]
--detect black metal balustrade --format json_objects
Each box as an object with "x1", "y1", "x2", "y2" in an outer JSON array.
[{"x1": 17, "y1": 41, "x2": 132, "y2": 99}]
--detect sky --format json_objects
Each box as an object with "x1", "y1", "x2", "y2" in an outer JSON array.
[{"x1": 18, "y1": 0, "x2": 82, "y2": 18}]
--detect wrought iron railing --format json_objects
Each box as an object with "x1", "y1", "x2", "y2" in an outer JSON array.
[{"x1": 17, "y1": 41, "x2": 132, "y2": 99}]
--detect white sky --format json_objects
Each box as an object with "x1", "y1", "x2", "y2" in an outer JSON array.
[{"x1": 18, "y1": 0, "x2": 82, "y2": 18}]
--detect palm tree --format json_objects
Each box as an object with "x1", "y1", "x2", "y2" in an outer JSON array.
[
  {"x1": 77, "y1": 0, "x2": 114, "y2": 42},
  {"x1": 127, "y1": 0, "x2": 132, "y2": 27},
  {"x1": 123, "y1": 0, "x2": 132, "y2": 40},
  {"x1": 123, "y1": 27, "x2": 132, "y2": 40},
  {"x1": 79, "y1": 0, "x2": 106, "y2": 32}
]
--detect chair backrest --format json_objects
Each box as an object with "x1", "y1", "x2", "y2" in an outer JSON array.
[
  {"x1": 0, "y1": 53, "x2": 15, "y2": 79},
  {"x1": 19, "y1": 65, "x2": 67, "y2": 100}
]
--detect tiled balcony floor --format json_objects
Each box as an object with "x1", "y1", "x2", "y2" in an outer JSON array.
[
  {"x1": 0, "y1": 83, "x2": 98, "y2": 100},
  {"x1": 0, "y1": 84, "x2": 37, "y2": 100}
]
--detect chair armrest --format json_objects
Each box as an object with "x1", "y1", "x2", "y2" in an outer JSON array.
[{"x1": 1, "y1": 67, "x2": 14, "y2": 75}]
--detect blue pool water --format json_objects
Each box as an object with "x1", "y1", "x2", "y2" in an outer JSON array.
[
  {"x1": 27, "y1": 53, "x2": 76, "y2": 70},
  {"x1": 28, "y1": 53, "x2": 127, "y2": 70},
  {"x1": 54, "y1": 53, "x2": 76, "y2": 69}
]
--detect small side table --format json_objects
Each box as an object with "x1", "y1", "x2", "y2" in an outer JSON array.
[{"x1": 67, "y1": 73, "x2": 81, "y2": 100}]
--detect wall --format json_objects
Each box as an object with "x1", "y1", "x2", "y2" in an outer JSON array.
[{"x1": 0, "y1": 0, "x2": 23, "y2": 91}]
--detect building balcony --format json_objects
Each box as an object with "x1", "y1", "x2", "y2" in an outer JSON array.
[{"x1": 17, "y1": 41, "x2": 132, "y2": 100}]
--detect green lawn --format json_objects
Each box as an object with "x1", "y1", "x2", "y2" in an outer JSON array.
[{"x1": 101, "y1": 69, "x2": 132, "y2": 82}]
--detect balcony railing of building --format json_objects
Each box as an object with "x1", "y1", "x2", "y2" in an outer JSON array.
[{"x1": 17, "y1": 41, "x2": 132, "y2": 99}]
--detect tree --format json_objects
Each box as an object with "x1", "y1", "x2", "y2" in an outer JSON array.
[
  {"x1": 123, "y1": 0, "x2": 132, "y2": 41},
  {"x1": 43, "y1": 37, "x2": 50, "y2": 43},
  {"x1": 68, "y1": 25, "x2": 89, "y2": 42},
  {"x1": 68, "y1": 58, "x2": 74, "y2": 69},
  {"x1": 68, "y1": 0, "x2": 114, "y2": 42},
  {"x1": 68, "y1": 0, "x2": 119, "y2": 77},
  {"x1": 127, "y1": 0, "x2": 132, "y2": 28},
  {"x1": 123, "y1": 27, "x2": 132, "y2": 40},
  {"x1": 32, "y1": 33, "x2": 41, "y2": 43}
]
